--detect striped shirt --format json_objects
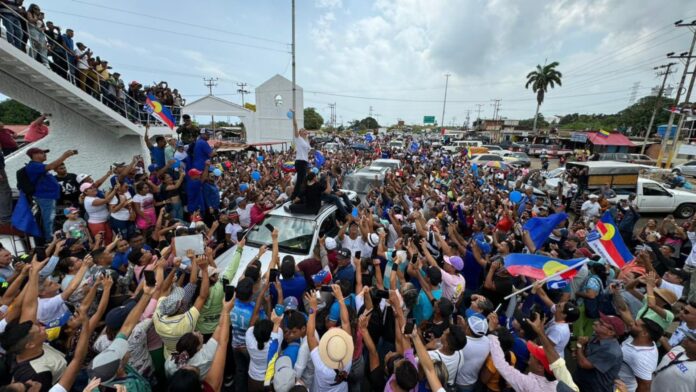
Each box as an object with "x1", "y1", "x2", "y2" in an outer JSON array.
[{"x1": 153, "y1": 297, "x2": 200, "y2": 358}]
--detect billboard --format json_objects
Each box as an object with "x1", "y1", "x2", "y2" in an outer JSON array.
[{"x1": 423, "y1": 116, "x2": 436, "y2": 124}]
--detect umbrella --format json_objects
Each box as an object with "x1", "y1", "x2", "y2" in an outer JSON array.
[{"x1": 485, "y1": 161, "x2": 507, "y2": 169}]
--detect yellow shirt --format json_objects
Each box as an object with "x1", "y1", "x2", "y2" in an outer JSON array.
[
  {"x1": 484, "y1": 352, "x2": 517, "y2": 392},
  {"x1": 152, "y1": 297, "x2": 200, "y2": 357}
]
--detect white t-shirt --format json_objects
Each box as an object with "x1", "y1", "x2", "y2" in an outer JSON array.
[
  {"x1": 294, "y1": 332, "x2": 320, "y2": 389},
  {"x1": 225, "y1": 222, "x2": 242, "y2": 244},
  {"x1": 456, "y1": 335, "x2": 490, "y2": 386},
  {"x1": 164, "y1": 337, "x2": 218, "y2": 379},
  {"x1": 428, "y1": 349, "x2": 462, "y2": 386},
  {"x1": 581, "y1": 200, "x2": 600, "y2": 219},
  {"x1": 545, "y1": 312, "x2": 571, "y2": 358},
  {"x1": 651, "y1": 346, "x2": 696, "y2": 392},
  {"x1": 295, "y1": 136, "x2": 310, "y2": 162},
  {"x1": 338, "y1": 235, "x2": 367, "y2": 260},
  {"x1": 85, "y1": 196, "x2": 110, "y2": 223},
  {"x1": 37, "y1": 294, "x2": 68, "y2": 325},
  {"x1": 75, "y1": 47, "x2": 89, "y2": 70},
  {"x1": 310, "y1": 347, "x2": 351, "y2": 392},
  {"x1": 246, "y1": 327, "x2": 283, "y2": 381},
  {"x1": 109, "y1": 193, "x2": 132, "y2": 221},
  {"x1": 618, "y1": 336, "x2": 658, "y2": 392},
  {"x1": 236, "y1": 204, "x2": 253, "y2": 228},
  {"x1": 686, "y1": 231, "x2": 696, "y2": 267}
]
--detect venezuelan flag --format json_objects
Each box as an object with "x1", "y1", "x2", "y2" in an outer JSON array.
[
  {"x1": 598, "y1": 129, "x2": 610, "y2": 138},
  {"x1": 504, "y1": 254, "x2": 587, "y2": 281},
  {"x1": 145, "y1": 93, "x2": 176, "y2": 129},
  {"x1": 586, "y1": 211, "x2": 633, "y2": 269}
]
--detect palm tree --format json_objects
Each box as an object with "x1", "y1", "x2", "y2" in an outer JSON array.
[{"x1": 525, "y1": 62, "x2": 562, "y2": 133}]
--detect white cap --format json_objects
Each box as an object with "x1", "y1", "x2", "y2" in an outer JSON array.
[{"x1": 325, "y1": 237, "x2": 337, "y2": 250}]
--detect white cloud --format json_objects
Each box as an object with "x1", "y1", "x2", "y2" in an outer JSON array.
[{"x1": 315, "y1": 0, "x2": 342, "y2": 9}]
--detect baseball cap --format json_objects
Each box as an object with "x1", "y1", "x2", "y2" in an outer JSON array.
[
  {"x1": 465, "y1": 309, "x2": 488, "y2": 336},
  {"x1": 526, "y1": 341, "x2": 551, "y2": 374},
  {"x1": 89, "y1": 338, "x2": 129, "y2": 382},
  {"x1": 235, "y1": 197, "x2": 246, "y2": 205},
  {"x1": 336, "y1": 248, "x2": 351, "y2": 259},
  {"x1": 187, "y1": 168, "x2": 202, "y2": 177},
  {"x1": 443, "y1": 255, "x2": 464, "y2": 270},
  {"x1": 599, "y1": 313, "x2": 626, "y2": 336},
  {"x1": 104, "y1": 300, "x2": 137, "y2": 330},
  {"x1": 0, "y1": 321, "x2": 32, "y2": 353},
  {"x1": 79, "y1": 182, "x2": 94, "y2": 193},
  {"x1": 324, "y1": 237, "x2": 337, "y2": 251},
  {"x1": 26, "y1": 147, "x2": 49, "y2": 157},
  {"x1": 283, "y1": 296, "x2": 299, "y2": 311},
  {"x1": 76, "y1": 173, "x2": 89, "y2": 183},
  {"x1": 273, "y1": 356, "x2": 296, "y2": 392},
  {"x1": 63, "y1": 207, "x2": 79, "y2": 216}
]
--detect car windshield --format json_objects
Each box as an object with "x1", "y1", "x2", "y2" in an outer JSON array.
[
  {"x1": 511, "y1": 152, "x2": 528, "y2": 158},
  {"x1": 245, "y1": 215, "x2": 316, "y2": 254},
  {"x1": 343, "y1": 175, "x2": 380, "y2": 194}
]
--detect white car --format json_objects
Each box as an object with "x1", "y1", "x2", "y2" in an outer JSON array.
[
  {"x1": 215, "y1": 191, "x2": 358, "y2": 285},
  {"x1": 389, "y1": 140, "x2": 405, "y2": 150},
  {"x1": 608, "y1": 178, "x2": 696, "y2": 218},
  {"x1": 469, "y1": 154, "x2": 504, "y2": 163},
  {"x1": 370, "y1": 158, "x2": 401, "y2": 171}
]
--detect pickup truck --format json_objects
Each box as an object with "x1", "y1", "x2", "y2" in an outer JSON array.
[
  {"x1": 609, "y1": 178, "x2": 696, "y2": 218},
  {"x1": 527, "y1": 144, "x2": 573, "y2": 158}
]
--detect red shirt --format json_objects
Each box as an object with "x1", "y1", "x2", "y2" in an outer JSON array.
[
  {"x1": 24, "y1": 120, "x2": 49, "y2": 142},
  {"x1": 0, "y1": 128, "x2": 18, "y2": 149}
]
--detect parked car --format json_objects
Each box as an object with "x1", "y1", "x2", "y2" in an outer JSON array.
[
  {"x1": 324, "y1": 142, "x2": 341, "y2": 153},
  {"x1": 627, "y1": 153, "x2": 656, "y2": 165},
  {"x1": 672, "y1": 160, "x2": 696, "y2": 177},
  {"x1": 609, "y1": 178, "x2": 696, "y2": 218},
  {"x1": 469, "y1": 154, "x2": 504, "y2": 163},
  {"x1": 501, "y1": 151, "x2": 531, "y2": 167},
  {"x1": 598, "y1": 152, "x2": 631, "y2": 162},
  {"x1": 215, "y1": 191, "x2": 358, "y2": 285}
]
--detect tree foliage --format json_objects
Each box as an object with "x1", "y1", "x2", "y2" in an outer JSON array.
[
  {"x1": 0, "y1": 99, "x2": 40, "y2": 124},
  {"x1": 525, "y1": 62, "x2": 563, "y2": 105},
  {"x1": 304, "y1": 107, "x2": 324, "y2": 130},
  {"x1": 359, "y1": 116, "x2": 380, "y2": 130}
]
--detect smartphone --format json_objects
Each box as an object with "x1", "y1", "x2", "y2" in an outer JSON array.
[
  {"x1": 320, "y1": 285, "x2": 334, "y2": 293},
  {"x1": 410, "y1": 253, "x2": 418, "y2": 264},
  {"x1": 404, "y1": 319, "x2": 415, "y2": 335},
  {"x1": 72, "y1": 150, "x2": 79, "y2": 155},
  {"x1": 375, "y1": 289, "x2": 390, "y2": 299},
  {"x1": 265, "y1": 223, "x2": 275, "y2": 232},
  {"x1": 224, "y1": 284, "x2": 236, "y2": 301},
  {"x1": 98, "y1": 386, "x2": 118, "y2": 392},
  {"x1": 143, "y1": 270, "x2": 156, "y2": 287},
  {"x1": 34, "y1": 246, "x2": 47, "y2": 261},
  {"x1": 274, "y1": 304, "x2": 285, "y2": 316},
  {"x1": 222, "y1": 278, "x2": 230, "y2": 287},
  {"x1": 269, "y1": 268, "x2": 279, "y2": 282},
  {"x1": 355, "y1": 250, "x2": 362, "y2": 259}
]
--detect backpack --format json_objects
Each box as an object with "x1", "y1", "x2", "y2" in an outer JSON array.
[{"x1": 16, "y1": 166, "x2": 40, "y2": 201}]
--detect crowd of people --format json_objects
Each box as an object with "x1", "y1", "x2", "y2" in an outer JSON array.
[
  {"x1": 0, "y1": 108, "x2": 694, "y2": 392},
  {"x1": 0, "y1": 1, "x2": 184, "y2": 124}
]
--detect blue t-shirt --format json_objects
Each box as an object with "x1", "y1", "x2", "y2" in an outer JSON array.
[
  {"x1": 192, "y1": 138, "x2": 213, "y2": 170},
  {"x1": 230, "y1": 299, "x2": 266, "y2": 348},
  {"x1": 110, "y1": 175, "x2": 135, "y2": 196},
  {"x1": 111, "y1": 250, "x2": 130, "y2": 272},
  {"x1": 25, "y1": 161, "x2": 60, "y2": 199},
  {"x1": 461, "y1": 249, "x2": 482, "y2": 294},
  {"x1": 334, "y1": 263, "x2": 355, "y2": 289},
  {"x1": 149, "y1": 146, "x2": 166, "y2": 168},
  {"x1": 328, "y1": 294, "x2": 356, "y2": 323},
  {"x1": 62, "y1": 34, "x2": 74, "y2": 61},
  {"x1": 413, "y1": 287, "x2": 442, "y2": 325},
  {"x1": 202, "y1": 182, "x2": 220, "y2": 211},
  {"x1": 282, "y1": 342, "x2": 301, "y2": 366},
  {"x1": 186, "y1": 178, "x2": 204, "y2": 213},
  {"x1": 270, "y1": 273, "x2": 307, "y2": 307}
]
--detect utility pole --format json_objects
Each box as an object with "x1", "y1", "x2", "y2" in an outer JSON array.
[
  {"x1": 642, "y1": 63, "x2": 676, "y2": 154},
  {"x1": 291, "y1": 0, "x2": 297, "y2": 129},
  {"x1": 369, "y1": 106, "x2": 374, "y2": 118},
  {"x1": 465, "y1": 110, "x2": 470, "y2": 130},
  {"x1": 236, "y1": 82, "x2": 250, "y2": 106},
  {"x1": 475, "y1": 104, "x2": 483, "y2": 131},
  {"x1": 203, "y1": 77, "x2": 218, "y2": 130},
  {"x1": 656, "y1": 20, "x2": 696, "y2": 167},
  {"x1": 491, "y1": 99, "x2": 501, "y2": 143},
  {"x1": 328, "y1": 103, "x2": 336, "y2": 128},
  {"x1": 441, "y1": 73, "x2": 451, "y2": 132},
  {"x1": 628, "y1": 82, "x2": 641, "y2": 105},
  {"x1": 203, "y1": 77, "x2": 218, "y2": 95},
  {"x1": 667, "y1": 54, "x2": 696, "y2": 166}
]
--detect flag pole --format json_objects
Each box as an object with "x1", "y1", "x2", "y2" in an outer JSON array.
[{"x1": 503, "y1": 258, "x2": 590, "y2": 300}]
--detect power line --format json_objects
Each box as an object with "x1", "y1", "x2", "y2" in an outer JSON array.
[
  {"x1": 203, "y1": 77, "x2": 218, "y2": 95},
  {"x1": 43, "y1": 9, "x2": 291, "y2": 53},
  {"x1": 69, "y1": 0, "x2": 289, "y2": 45},
  {"x1": 236, "y1": 83, "x2": 250, "y2": 106}
]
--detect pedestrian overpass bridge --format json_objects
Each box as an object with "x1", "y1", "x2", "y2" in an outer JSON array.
[{"x1": 0, "y1": 38, "x2": 171, "y2": 187}]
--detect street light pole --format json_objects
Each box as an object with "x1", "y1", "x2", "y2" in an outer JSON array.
[{"x1": 441, "y1": 73, "x2": 450, "y2": 130}]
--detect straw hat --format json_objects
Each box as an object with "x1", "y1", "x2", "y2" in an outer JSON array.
[{"x1": 318, "y1": 327, "x2": 354, "y2": 370}]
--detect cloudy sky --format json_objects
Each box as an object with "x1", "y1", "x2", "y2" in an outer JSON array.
[{"x1": 20, "y1": 0, "x2": 696, "y2": 125}]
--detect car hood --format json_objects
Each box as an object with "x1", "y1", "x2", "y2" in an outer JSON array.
[
  {"x1": 215, "y1": 243, "x2": 312, "y2": 286},
  {"x1": 669, "y1": 188, "x2": 696, "y2": 198}
]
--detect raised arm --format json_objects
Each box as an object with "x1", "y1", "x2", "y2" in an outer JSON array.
[
  {"x1": 358, "y1": 310, "x2": 379, "y2": 371},
  {"x1": 205, "y1": 297, "x2": 234, "y2": 391},
  {"x1": 304, "y1": 291, "x2": 319, "y2": 351},
  {"x1": 61, "y1": 256, "x2": 92, "y2": 301},
  {"x1": 192, "y1": 255, "x2": 211, "y2": 311},
  {"x1": 410, "y1": 326, "x2": 444, "y2": 392},
  {"x1": 331, "y1": 284, "x2": 351, "y2": 336},
  {"x1": 21, "y1": 257, "x2": 48, "y2": 323},
  {"x1": 120, "y1": 284, "x2": 155, "y2": 338}
]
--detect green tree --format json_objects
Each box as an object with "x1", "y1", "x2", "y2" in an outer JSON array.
[
  {"x1": 525, "y1": 62, "x2": 562, "y2": 133},
  {"x1": 0, "y1": 99, "x2": 41, "y2": 124},
  {"x1": 359, "y1": 116, "x2": 380, "y2": 130},
  {"x1": 304, "y1": 107, "x2": 324, "y2": 130}
]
